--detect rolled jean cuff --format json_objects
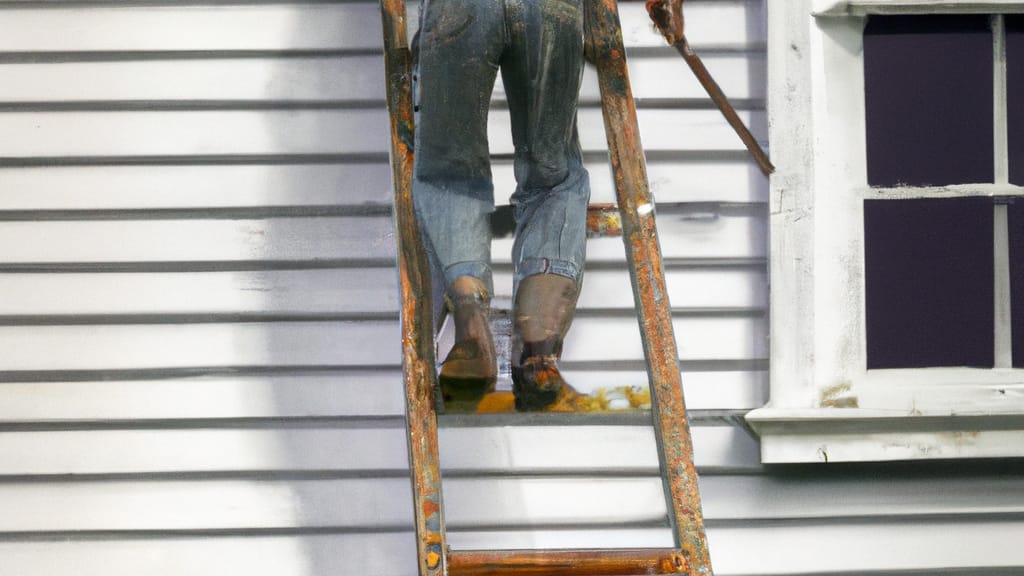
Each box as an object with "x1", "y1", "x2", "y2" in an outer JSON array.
[
  {"x1": 516, "y1": 257, "x2": 580, "y2": 285},
  {"x1": 444, "y1": 261, "x2": 493, "y2": 294}
]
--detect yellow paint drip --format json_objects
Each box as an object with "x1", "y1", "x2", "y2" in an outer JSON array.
[{"x1": 468, "y1": 386, "x2": 652, "y2": 414}]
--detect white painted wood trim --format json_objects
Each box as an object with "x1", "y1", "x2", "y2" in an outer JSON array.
[
  {"x1": 995, "y1": 204, "x2": 1013, "y2": 367},
  {"x1": 748, "y1": 407, "x2": 1024, "y2": 462},
  {"x1": 762, "y1": 0, "x2": 1024, "y2": 462},
  {"x1": 815, "y1": 0, "x2": 1024, "y2": 16},
  {"x1": 858, "y1": 183, "x2": 1024, "y2": 199},
  {"x1": 995, "y1": 14, "x2": 1011, "y2": 184}
]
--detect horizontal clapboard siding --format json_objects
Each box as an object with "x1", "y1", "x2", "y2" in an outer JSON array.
[
  {"x1": 0, "y1": 3, "x2": 763, "y2": 53},
  {"x1": 1, "y1": 473, "x2": 1021, "y2": 531},
  {"x1": 0, "y1": 212, "x2": 763, "y2": 264},
  {"x1": 0, "y1": 53, "x2": 765, "y2": 104},
  {"x1": 0, "y1": 316, "x2": 764, "y2": 372},
  {"x1": 0, "y1": 159, "x2": 766, "y2": 208},
  {"x1": 0, "y1": 476, "x2": 1021, "y2": 574},
  {"x1": 7, "y1": 2, "x2": 1020, "y2": 576},
  {"x1": 0, "y1": 267, "x2": 765, "y2": 315},
  {"x1": 0, "y1": 108, "x2": 766, "y2": 159},
  {"x1": 0, "y1": 1, "x2": 770, "y2": 573},
  {"x1": 5, "y1": 524, "x2": 1023, "y2": 576},
  {"x1": 0, "y1": 427, "x2": 760, "y2": 475},
  {"x1": 0, "y1": 370, "x2": 766, "y2": 419}
]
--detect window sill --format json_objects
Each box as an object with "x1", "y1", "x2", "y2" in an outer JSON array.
[
  {"x1": 749, "y1": 372, "x2": 1024, "y2": 463},
  {"x1": 815, "y1": 0, "x2": 1024, "y2": 17},
  {"x1": 747, "y1": 406, "x2": 1024, "y2": 463}
]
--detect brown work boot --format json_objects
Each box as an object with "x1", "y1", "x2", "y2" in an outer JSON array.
[
  {"x1": 511, "y1": 273, "x2": 580, "y2": 411},
  {"x1": 439, "y1": 276, "x2": 497, "y2": 410}
]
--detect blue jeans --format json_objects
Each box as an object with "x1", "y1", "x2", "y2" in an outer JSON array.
[{"x1": 412, "y1": 0, "x2": 591, "y2": 297}]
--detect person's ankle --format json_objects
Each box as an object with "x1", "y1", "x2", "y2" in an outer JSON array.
[{"x1": 448, "y1": 275, "x2": 489, "y2": 301}]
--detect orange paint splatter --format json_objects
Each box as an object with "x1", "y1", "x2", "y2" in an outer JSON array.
[{"x1": 422, "y1": 501, "x2": 440, "y2": 516}]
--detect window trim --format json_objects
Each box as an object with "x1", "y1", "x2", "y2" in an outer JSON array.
[
  {"x1": 746, "y1": 0, "x2": 1024, "y2": 463},
  {"x1": 816, "y1": 0, "x2": 1024, "y2": 17}
]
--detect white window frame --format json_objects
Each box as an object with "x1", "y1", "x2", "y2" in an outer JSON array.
[{"x1": 746, "y1": 0, "x2": 1024, "y2": 463}]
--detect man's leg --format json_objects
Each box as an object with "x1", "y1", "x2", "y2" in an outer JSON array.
[
  {"x1": 413, "y1": 0, "x2": 505, "y2": 403},
  {"x1": 501, "y1": 0, "x2": 590, "y2": 410}
]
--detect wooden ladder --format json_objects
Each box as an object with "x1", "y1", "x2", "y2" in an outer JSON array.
[{"x1": 381, "y1": 1, "x2": 713, "y2": 574}]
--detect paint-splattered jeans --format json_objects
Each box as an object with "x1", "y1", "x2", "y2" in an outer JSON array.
[{"x1": 412, "y1": 0, "x2": 591, "y2": 296}]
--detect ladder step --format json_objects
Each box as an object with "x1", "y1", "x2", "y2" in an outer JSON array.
[
  {"x1": 586, "y1": 203, "x2": 622, "y2": 238},
  {"x1": 493, "y1": 204, "x2": 621, "y2": 238},
  {"x1": 448, "y1": 548, "x2": 688, "y2": 576}
]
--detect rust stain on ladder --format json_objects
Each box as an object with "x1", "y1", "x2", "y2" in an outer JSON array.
[
  {"x1": 380, "y1": 1, "x2": 447, "y2": 575},
  {"x1": 585, "y1": 0, "x2": 714, "y2": 573}
]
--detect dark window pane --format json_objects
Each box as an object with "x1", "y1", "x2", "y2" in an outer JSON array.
[
  {"x1": 1011, "y1": 201, "x2": 1024, "y2": 367},
  {"x1": 864, "y1": 16, "x2": 994, "y2": 187},
  {"x1": 1009, "y1": 16, "x2": 1024, "y2": 185},
  {"x1": 865, "y1": 197, "x2": 994, "y2": 369}
]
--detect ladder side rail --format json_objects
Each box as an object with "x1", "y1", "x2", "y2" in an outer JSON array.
[
  {"x1": 584, "y1": 1, "x2": 713, "y2": 574},
  {"x1": 380, "y1": 3, "x2": 448, "y2": 575}
]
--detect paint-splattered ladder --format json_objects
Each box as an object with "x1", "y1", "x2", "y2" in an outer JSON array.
[{"x1": 381, "y1": 1, "x2": 713, "y2": 574}]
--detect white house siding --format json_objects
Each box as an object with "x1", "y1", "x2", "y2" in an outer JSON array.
[{"x1": 0, "y1": 1, "x2": 1020, "y2": 575}]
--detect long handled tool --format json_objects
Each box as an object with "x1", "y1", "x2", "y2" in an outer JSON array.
[{"x1": 646, "y1": 0, "x2": 775, "y2": 176}]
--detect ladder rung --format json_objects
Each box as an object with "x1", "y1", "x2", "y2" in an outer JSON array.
[
  {"x1": 494, "y1": 204, "x2": 621, "y2": 238},
  {"x1": 448, "y1": 548, "x2": 688, "y2": 576},
  {"x1": 586, "y1": 203, "x2": 622, "y2": 238}
]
